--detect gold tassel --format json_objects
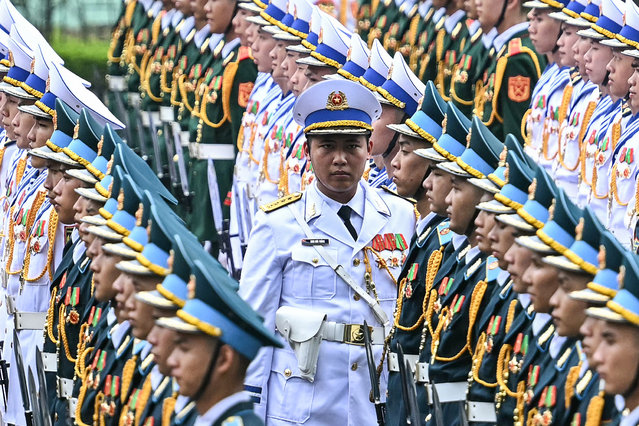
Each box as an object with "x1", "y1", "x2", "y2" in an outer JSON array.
[
  {"x1": 505, "y1": 299, "x2": 518, "y2": 334},
  {"x1": 121, "y1": 355, "x2": 139, "y2": 404},
  {"x1": 135, "y1": 375, "x2": 153, "y2": 426},
  {"x1": 565, "y1": 365, "x2": 581, "y2": 408},
  {"x1": 162, "y1": 392, "x2": 178, "y2": 426},
  {"x1": 585, "y1": 391, "x2": 605, "y2": 426}
]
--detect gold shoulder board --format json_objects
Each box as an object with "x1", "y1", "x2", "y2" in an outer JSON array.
[{"x1": 260, "y1": 192, "x2": 303, "y2": 212}]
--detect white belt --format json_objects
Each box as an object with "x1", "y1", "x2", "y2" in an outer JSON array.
[
  {"x1": 57, "y1": 377, "x2": 74, "y2": 399},
  {"x1": 68, "y1": 397, "x2": 78, "y2": 418},
  {"x1": 107, "y1": 75, "x2": 126, "y2": 92},
  {"x1": 14, "y1": 312, "x2": 47, "y2": 330},
  {"x1": 321, "y1": 321, "x2": 385, "y2": 345},
  {"x1": 160, "y1": 106, "x2": 175, "y2": 122},
  {"x1": 5, "y1": 294, "x2": 14, "y2": 315},
  {"x1": 467, "y1": 401, "x2": 497, "y2": 423},
  {"x1": 427, "y1": 382, "x2": 467, "y2": 404},
  {"x1": 388, "y1": 352, "x2": 419, "y2": 373},
  {"x1": 42, "y1": 352, "x2": 57, "y2": 372},
  {"x1": 181, "y1": 131, "x2": 191, "y2": 147},
  {"x1": 189, "y1": 143, "x2": 235, "y2": 160},
  {"x1": 128, "y1": 92, "x2": 141, "y2": 108},
  {"x1": 415, "y1": 362, "x2": 430, "y2": 383}
]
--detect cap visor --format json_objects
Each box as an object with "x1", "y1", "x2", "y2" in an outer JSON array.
[
  {"x1": 542, "y1": 254, "x2": 582, "y2": 272},
  {"x1": 238, "y1": 2, "x2": 263, "y2": 12},
  {"x1": 566, "y1": 16, "x2": 594, "y2": 27},
  {"x1": 87, "y1": 224, "x2": 123, "y2": 242},
  {"x1": 102, "y1": 242, "x2": 139, "y2": 260},
  {"x1": 622, "y1": 49, "x2": 639, "y2": 58},
  {"x1": 586, "y1": 306, "x2": 626, "y2": 323},
  {"x1": 306, "y1": 126, "x2": 371, "y2": 135},
  {"x1": 570, "y1": 288, "x2": 609, "y2": 304},
  {"x1": 66, "y1": 168, "x2": 99, "y2": 185},
  {"x1": 296, "y1": 55, "x2": 331, "y2": 67},
  {"x1": 75, "y1": 187, "x2": 108, "y2": 203},
  {"x1": 386, "y1": 123, "x2": 421, "y2": 138},
  {"x1": 515, "y1": 235, "x2": 555, "y2": 254},
  {"x1": 476, "y1": 199, "x2": 516, "y2": 214},
  {"x1": 469, "y1": 178, "x2": 501, "y2": 195},
  {"x1": 246, "y1": 15, "x2": 270, "y2": 26},
  {"x1": 548, "y1": 11, "x2": 569, "y2": 21},
  {"x1": 287, "y1": 43, "x2": 312, "y2": 54},
  {"x1": 156, "y1": 316, "x2": 201, "y2": 333},
  {"x1": 576, "y1": 28, "x2": 605, "y2": 40},
  {"x1": 47, "y1": 151, "x2": 80, "y2": 167},
  {"x1": 523, "y1": 0, "x2": 552, "y2": 8},
  {"x1": 81, "y1": 214, "x2": 107, "y2": 227},
  {"x1": 600, "y1": 38, "x2": 626, "y2": 48},
  {"x1": 2, "y1": 84, "x2": 36, "y2": 100},
  {"x1": 116, "y1": 259, "x2": 155, "y2": 276},
  {"x1": 135, "y1": 290, "x2": 179, "y2": 310},
  {"x1": 437, "y1": 161, "x2": 472, "y2": 177},
  {"x1": 18, "y1": 104, "x2": 51, "y2": 119},
  {"x1": 414, "y1": 147, "x2": 446, "y2": 162},
  {"x1": 495, "y1": 213, "x2": 536, "y2": 232}
]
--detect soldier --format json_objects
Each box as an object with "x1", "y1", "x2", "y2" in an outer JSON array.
[
  {"x1": 474, "y1": 0, "x2": 545, "y2": 142},
  {"x1": 240, "y1": 79, "x2": 415, "y2": 424}
]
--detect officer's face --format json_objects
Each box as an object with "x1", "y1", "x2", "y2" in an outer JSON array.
[
  {"x1": 75, "y1": 197, "x2": 102, "y2": 245},
  {"x1": 281, "y1": 45, "x2": 299, "y2": 83},
  {"x1": 445, "y1": 175, "x2": 484, "y2": 235},
  {"x1": 245, "y1": 21, "x2": 259, "y2": 45},
  {"x1": 290, "y1": 57, "x2": 308, "y2": 97},
  {"x1": 113, "y1": 270, "x2": 135, "y2": 322},
  {"x1": 12, "y1": 109, "x2": 35, "y2": 150},
  {"x1": 168, "y1": 332, "x2": 219, "y2": 397},
  {"x1": 44, "y1": 161, "x2": 65, "y2": 203},
  {"x1": 270, "y1": 42, "x2": 289, "y2": 83},
  {"x1": 556, "y1": 23, "x2": 579, "y2": 68},
  {"x1": 473, "y1": 196, "x2": 497, "y2": 254},
  {"x1": 607, "y1": 49, "x2": 634, "y2": 99},
  {"x1": 89, "y1": 238, "x2": 122, "y2": 302},
  {"x1": 522, "y1": 251, "x2": 558, "y2": 313},
  {"x1": 127, "y1": 274, "x2": 162, "y2": 339},
  {"x1": 302, "y1": 64, "x2": 335, "y2": 90},
  {"x1": 390, "y1": 134, "x2": 431, "y2": 199},
  {"x1": 176, "y1": 0, "x2": 193, "y2": 15},
  {"x1": 305, "y1": 134, "x2": 372, "y2": 202},
  {"x1": 251, "y1": 29, "x2": 277, "y2": 73},
  {"x1": 581, "y1": 316, "x2": 604, "y2": 368},
  {"x1": 630, "y1": 62, "x2": 639, "y2": 114},
  {"x1": 232, "y1": 8, "x2": 252, "y2": 45},
  {"x1": 585, "y1": 41, "x2": 613, "y2": 86},
  {"x1": 594, "y1": 321, "x2": 639, "y2": 396},
  {"x1": 0, "y1": 93, "x2": 20, "y2": 140},
  {"x1": 148, "y1": 311, "x2": 178, "y2": 376},
  {"x1": 573, "y1": 37, "x2": 591, "y2": 80},
  {"x1": 370, "y1": 104, "x2": 404, "y2": 157},
  {"x1": 504, "y1": 242, "x2": 533, "y2": 292},
  {"x1": 527, "y1": 9, "x2": 561, "y2": 56},
  {"x1": 488, "y1": 220, "x2": 517, "y2": 269},
  {"x1": 190, "y1": 0, "x2": 207, "y2": 22},
  {"x1": 27, "y1": 117, "x2": 54, "y2": 169},
  {"x1": 423, "y1": 165, "x2": 453, "y2": 216},
  {"x1": 205, "y1": 0, "x2": 236, "y2": 34},
  {"x1": 549, "y1": 269, "x2": 590, "y2": 337},
  {"x1": 52, "y1": 170, "x2": 86, "y2": 224}
]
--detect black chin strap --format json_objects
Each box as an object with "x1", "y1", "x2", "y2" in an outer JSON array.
[
  {"x1": 552, "y1": 24, "x2": 563, "y2": 54},
  {"x1": 602, "y1": 70, "x2": 611, "y2": 87},
  {"x1": 464, "y1": 208, "x2": 481, "y2": 237},
  {"x1": 192, "y1": 340, "x2": 222, "y2": 402},
  {"x1": 382, "y1": 113, "x2": 409, "y2": 159},
  {"x1": 495, "y1": 0, "x2": 509, "y2": 30}
]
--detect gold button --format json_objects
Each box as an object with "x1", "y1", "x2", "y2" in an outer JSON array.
[
  {"x1": 353, "y1": 258, "x2": 360, "y2": 266},
  {"x1": 284, "y1": 368, "x2": 292, "y2": 378},
  {"x1": 351, "y1": 363, "x2": 358, "y2": 371},
  {"x1": 312, "y1": 258, "x2": 319, "y2": 264},
  {"x1": 353, "y1": 293, "x2": 361, "y2": 301}
]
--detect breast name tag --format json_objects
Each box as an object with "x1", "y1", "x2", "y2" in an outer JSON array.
[{"x1": 301, "y1": 238, "x2": 329, "y2": 246}]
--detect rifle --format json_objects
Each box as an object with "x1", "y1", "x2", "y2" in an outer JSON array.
[
  {"x1": 397, "y1": 343, "x2": 420, "y2": 425},
  {"x1": 363, "y1": 321, "x2": 385, "y2": 426},
  {"x1": 162, "y1": 120, "x2": 179, "y2": 191},
  {"x1": 35, "y1": 347, "x2": 53, "y2": 426},
  {"x1": 171, "y1": 121, "x2": 191, "y2": 198},
  {"x1": 146, "y1": 111, "x2": 165, "y2": 179},
  {"x1": 13, "y1": 330, "x2": 34, "y2": 426}
]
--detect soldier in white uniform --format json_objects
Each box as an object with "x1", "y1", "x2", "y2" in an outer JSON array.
[{"x1": 239, "y1": 79, "x2": 416, "y2": 425}]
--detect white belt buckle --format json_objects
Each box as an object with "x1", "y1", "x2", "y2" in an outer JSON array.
[
  {"x1": 467, "y1": 401, "x2": 497, "y2": 422},
  {"x1": 57, "y1": 377, "x2": 74, "y2": 399},
  {"x1": 14, "y1": 311, "x2": 47, "y2": 330},
  {"x1": 42, "y1": 351, "x2": 57, "y2": 372},
  {"x1": 159, "y1": 106, "x2": 175, "y2": 123}
]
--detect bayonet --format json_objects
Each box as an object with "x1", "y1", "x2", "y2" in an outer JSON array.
[
  {"x1": 397, "y1": 344, "x2": 419, "y2": 425},
  {"x1": 13, "y1": 331, "x2": 33, "y2": 426},
  {"x1": 171, "y1": 122, "x2": 191, "y2": 198},
  {"x1": 35, "y1": 347, "x2": 52, "y2": 426},
  {"x1": 363, "y1": 321, "x2": 385, "y2": 426}
]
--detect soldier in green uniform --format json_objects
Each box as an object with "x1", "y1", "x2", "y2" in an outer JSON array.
[
  {"x1": 158, "y1": 259, "x2": 281, "y2": 425},
  {"x1": 473, "y1": 0, "x2": 546, "y2": 143},
  {"x1": 186, "y1": 0, "x2": 257, "y2": 254}
]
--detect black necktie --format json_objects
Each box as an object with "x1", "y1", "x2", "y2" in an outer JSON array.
[{"x1": 337, "y1": 205, "x2": 357, "y2": 240}]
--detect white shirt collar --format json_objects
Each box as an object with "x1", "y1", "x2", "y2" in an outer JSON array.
[
  {"x1": 111, "y1": 320, "x2": 130, "y2": 348},
  {"x1": 193, "y1": 392, "x2": 252, "y2": 426},
  {"x1": 313, "y1": 180, "x2": 366, "y2": 220},
  {"x1": 548, "y1": 334, "x2": 566, "y2": 359},
  {"x1": 452, "y1": 233, "x2": 467, "y2": 250},
  {"x1": 465, "y1": 245, "x2": 481, "y2": 264},
  {"x1": 497, "y1": 269, "x2": 510, "y2": 285},
  {"x1": 518, "y1": 293, "x2": 531, "y2": 307},
  {"x1": 444, "y1": 10, "x2": 466, "y2": 34},
  {"x1": 151, "y1": 365, "x2": 164, "y2": 389},
  {"x1": 532, "y1": 313, "x2": 551, "y2": 335},
  {"x1": 416, "y1": 211, "x2": 437, "y2": 235},
  {"x1": 194, "y1": 26, "x2": 211, "y2": 48},
  {"x1": 72, "y1": 240, "x2": 86, "y2": 264},
  {"x1": 621, "y1": 404, "x2": 639, "y2": 426},
  {"x1": 482, "y1": 27, "x2": 498, "y2": 49},
  {"x1": 493, "y1": 22, "x2": 529, "y2": 52}
]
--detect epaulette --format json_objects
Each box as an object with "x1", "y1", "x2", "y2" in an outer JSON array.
[
  {"x1": 451, "y1": 21, "x2": 463, "y2": 39},
  {"x1": 465, "y1": 256, "x2": 484, "y2": 279},
  {"x1": 538, "y1": 324, "x2": 555, "y2": 348},
  {"x1": 213, "y1": 39, "x2": 225, "y2": 57},
  {"x1": 436, "y1": 221, "x2": 453, "y2": 246},
  {"x1": 470, "y1": 26, "x2": 482, "y2": 43},
  {"x1": 259, "y1": 192, "x2": 302, "y2": 212},
  {"x1": 381, "y1": 185, "x2": 417, "y2": 204},
  {"x1": 556, "y1": 345, "x2": 573, "y2": 370},
  {"x1": 222, "y1": 416, "x2": 244, "y2": 426},
  {"x1": 623, "y1": 101, "x2": 632, "y2": 117},
  {"x1": 238, "y1": 46, "x2": 252, "y2": 62},
  {"x1": 575, "y1": 369, "x2": 594, "y2": 396},
  {"x1": 223, "y1": 51, "x2": 236, "y2": 66},
  {"x1": 424, "y1": 7, "x2": 435, "y2": 23},
  {"x1": 200, "y1": 36, "x2": 211, "y2": 54},
  {"x1": 486, "y1": 256, "x2": 500, "y2": 282},
  {"x1": 435, "y1": 15, "x2": 445, "y2": 31}
]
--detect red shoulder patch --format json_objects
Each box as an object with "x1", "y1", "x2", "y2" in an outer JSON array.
[
  {"x1": 508, "y1": 76, "x2": 531, "y2": 102},
  {"x1": 508, "y1": 39, "x2": 522, "y2": 56},
  {"x1": 238, "y1": 46, "x2": 253, "y2": 61},
  {"x1": 238, "y1": 82, "x2": 254, "y2": 108}
]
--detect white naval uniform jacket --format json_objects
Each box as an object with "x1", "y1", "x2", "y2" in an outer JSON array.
[{"x1": 239, "y1": 181, "x2": 415, "y2": 425}]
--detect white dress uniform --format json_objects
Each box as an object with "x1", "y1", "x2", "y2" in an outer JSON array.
[
  {"x1": 524, "y1": 63, "x2": 561, "y2": 161},
  {"x1": 239, "y1": 79, "x2": 416, "y2": 425},
  {"x1": 240, "y1": 181, "x2": 415, "y2": 425}
]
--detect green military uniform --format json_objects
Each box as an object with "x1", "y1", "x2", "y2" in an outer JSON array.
[
  {"x1": 474, "y1": 27, "x2": 545, "y2": 143},
  {"x1": 434, "y1": 12, "x2": 470, "y2": 101},
  {"x1": 450, "y1": 22, "x2": 489, "y2": 117}
]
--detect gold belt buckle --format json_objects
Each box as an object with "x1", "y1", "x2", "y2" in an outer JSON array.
[{"x1": 343, "y1": 324, "x2": 371, "y2": 346}]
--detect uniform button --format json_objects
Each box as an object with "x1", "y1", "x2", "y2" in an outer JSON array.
[
  {"x1": 351, "y1": 363, "x2": 358, "y2": 371},
  {"x1": 284, "y1": 368, "x2": 292, "y2": 378},
  {"x1": 353, "y1": 293, "x2": 361, "y2": 301},
  {"x1": 312, "y1": 258, "x2": 319, "y2": 264},
  {"x1": 352, "y1": 258, "x2": 360, "y2": 266}
]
